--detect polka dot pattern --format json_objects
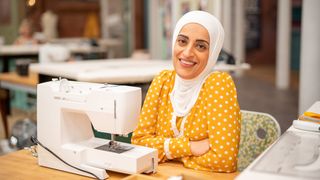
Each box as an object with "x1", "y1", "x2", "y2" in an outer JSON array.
[{"x1": 132, "y1": 70, "x2": 241, "y2": 172}]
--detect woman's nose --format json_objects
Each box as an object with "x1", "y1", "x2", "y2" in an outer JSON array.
[{"x1": 182, "y1": 44, "x2": 194, "y2": 57}]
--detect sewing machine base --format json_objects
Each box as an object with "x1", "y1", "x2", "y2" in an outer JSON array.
[{"x1": 38, "y1": 137, "x2": 157, "y2": 179}]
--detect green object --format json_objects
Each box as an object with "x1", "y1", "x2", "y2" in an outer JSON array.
[
  {"x1": 10, "y1": 90, "x2": 28, "y2": 110},
  {"x1": 291, "y1": 30, "x2": 301, "y2": 70},
  {"x1": 291, "y1": 5, "x2": 301, "y2": 70},
  {"x1": 292, "y1": 6, "x2": 301, "y2": 21},
  {"x1": 237, "y1": 110, "x2": 281, "y2": 171},
  {"x1": 93, "y1": 128, "x2": 132, "y2": 143},
  {"x1": 0, "y1": 0, "x2": 23, "y2": 44},
  {"x1": 8, "y1": 59, "x2": 35, "y2": 110}
]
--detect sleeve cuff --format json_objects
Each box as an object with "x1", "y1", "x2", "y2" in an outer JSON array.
[
  {"x1": 164, "y1": 137, "x2": 192, "y2": 159},
  {"x1": 164, "y1": 138, "x2": 173, "y2": 159}
]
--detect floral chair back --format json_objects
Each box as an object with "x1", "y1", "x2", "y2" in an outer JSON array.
[{"x1": 237, "y1": 110, "x2": 281, "y2": 171}]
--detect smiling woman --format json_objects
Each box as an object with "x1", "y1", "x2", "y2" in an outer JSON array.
[
  {"x1": 132, "y1": 11, "x2": 241, "y2": 173},
  {"x1": 173, "y1": 23, "x2": 210, "y2": 79}
]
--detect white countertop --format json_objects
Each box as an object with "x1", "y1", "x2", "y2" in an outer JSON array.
[
  {"x1": 0, "y1": 45, "x2": 39, "y2": 55},
  {"x1": 0, "y1": 44, "x2": 106, "y2": 56},
  {"x1": 30, "y1": 59, "x2": 250, "y2": 84},
  {"x1": 30, "y1": 59, "x2": 173, "y2": 84},
  {"x1": 0, "y1": 38, "x2": 122, "y2": 56}
]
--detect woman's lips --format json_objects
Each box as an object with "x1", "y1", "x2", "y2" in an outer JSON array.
[{"x1": 179, "y1": 58, "x2": 196, "y2": 67}]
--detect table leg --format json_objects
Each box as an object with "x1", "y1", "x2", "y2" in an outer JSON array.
[
  {"x1": 0, "y1": 89, "x2": 9, "y2": 138},
  {"x1": 2, "y1": 56, "x2": 9, "y2": 72}
]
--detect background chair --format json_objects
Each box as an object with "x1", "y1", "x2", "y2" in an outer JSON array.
[{"x1": 237, "y1": 110, "x2": 281, "y2": 171}]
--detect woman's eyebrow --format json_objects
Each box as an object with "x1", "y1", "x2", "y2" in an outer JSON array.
[
  {"x1": 196, "y1": 39, "x2": 209, "y2": 45},
  {"x1": 177, "y1": 34, "x2": 189, "y2": 39},
  {"x1": 178, "y1": 34, "x2": 209, "y2": 45}
]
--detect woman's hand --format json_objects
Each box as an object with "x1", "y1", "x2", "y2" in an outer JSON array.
[{"x1": 190, "y1": 138, "x2": 210, "y2": 156}]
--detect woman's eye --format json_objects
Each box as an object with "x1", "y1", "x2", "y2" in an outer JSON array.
[
  {"x1": 177, "y1": 39, "x2": 187, "y2": 46},
  {"x1": 195, "y1": 43, "x2": 208, "y2": 51},
  {"x1": 177, "y1": 36, "x2": 189, "y2": 46}
]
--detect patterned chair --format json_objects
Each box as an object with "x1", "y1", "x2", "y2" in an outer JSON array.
[{"x1": 237, "y1": 110, "x2": 281, "y2": 171}]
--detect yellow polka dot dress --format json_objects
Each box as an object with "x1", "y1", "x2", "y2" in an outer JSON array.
[{"x1": 132, "y1": 70, "x2": 241, "y2": 172}]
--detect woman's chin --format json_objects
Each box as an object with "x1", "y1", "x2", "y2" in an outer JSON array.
[{"x1": 176, "y1": 71, "x2": 196, "y2": 79}]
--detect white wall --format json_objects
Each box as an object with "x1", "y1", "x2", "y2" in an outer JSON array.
[{"x1": 299, "y1": 0, "x2": 320, "y2": 113}]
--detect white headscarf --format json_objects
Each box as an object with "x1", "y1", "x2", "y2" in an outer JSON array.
[{"x1": 170, "y1": 11, "x2": 224, "y2": 118}]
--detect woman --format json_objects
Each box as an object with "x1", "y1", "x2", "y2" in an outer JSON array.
[
  {"x1": 14, "y1": 19, "x2": 38, "y2": 45},
  {"x1": 132, "y1": 11, "x2": 240, "y2": 173}
]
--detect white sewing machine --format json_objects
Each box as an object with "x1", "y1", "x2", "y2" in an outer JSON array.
[{"x1": 36, "y1": 79, "x2": 158, "y2": 179}]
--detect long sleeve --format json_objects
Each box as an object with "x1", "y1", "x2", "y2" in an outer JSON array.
[
  {"x1": 132, "y1": 70, "x2": 192, "y2": 162},
  {"x1": 181, "y1": 72, "x2": 241, "y2": 172}
]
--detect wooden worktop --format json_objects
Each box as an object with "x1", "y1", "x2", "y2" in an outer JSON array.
[
  {"x1": 0, "y1": 72, "x2": 38, "y2": 87},
  {"x1": 0, "y1": 149, "x2": 239, "y2": 180}
]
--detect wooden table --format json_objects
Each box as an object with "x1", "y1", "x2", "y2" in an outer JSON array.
[
  {"x1": 0, "y1": 149, "x2": 239, "y2": 180},
  {"x1": 0, "y1": 72, "x2": 38, "y2": 93},
  {"x1": 0, "y1": 72, "x2": 38, "y2": 138}
]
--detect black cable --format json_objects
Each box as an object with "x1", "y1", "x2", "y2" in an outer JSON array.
[{"x1": 31, "y1": 136, "x2": 102, "y2": 180}]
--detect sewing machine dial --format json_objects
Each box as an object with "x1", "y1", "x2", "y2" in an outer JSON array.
[{"x1": 59, "y1": 78, "x2": 70, "y2": 93}]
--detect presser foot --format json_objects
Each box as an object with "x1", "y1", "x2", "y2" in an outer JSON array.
[{"x1": 95, "y1": 140, "x2": 134, "y2": 153}]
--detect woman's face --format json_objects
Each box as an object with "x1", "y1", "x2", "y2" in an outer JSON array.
[
  {"x1": 19, "y1": 23, "x2": 32, "y2": 37},
  {"x1": 173, "y1": 23, "x2": 210, "y2": 79}
]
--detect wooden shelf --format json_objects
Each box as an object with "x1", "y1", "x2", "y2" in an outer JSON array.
[{"x1": 0, "y1": 72, "x2": 38, "y2": 88}]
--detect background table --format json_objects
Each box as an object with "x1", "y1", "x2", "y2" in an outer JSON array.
[
  {"x1": 0, "y1": 72, "x2": 38, "y2": 138},
  {"x1": 0, "y1": 44, "x2": 108, "y2": 72},
  {"x1": 30, "y1": 58, "x2": 250, "y2": 84}
]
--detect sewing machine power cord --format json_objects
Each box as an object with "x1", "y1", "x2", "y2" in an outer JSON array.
[{"x1": 30, "y1": 136, "x2": 103, "y2": 180}]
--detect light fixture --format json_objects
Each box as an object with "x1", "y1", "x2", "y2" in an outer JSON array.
[{"x1": 27, "y1": 0, "x2": 36, "y2": 7}]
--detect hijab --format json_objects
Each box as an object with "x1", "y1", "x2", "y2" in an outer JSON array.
[{"x1": 170, "y1": 11, "x2": 225, "y2": 119}]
